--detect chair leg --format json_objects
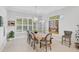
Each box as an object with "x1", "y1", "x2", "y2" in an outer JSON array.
[
  {"x1": 28, "y1": 36, "x2": 30, "y2": 44},
  {"x1": 27, "y1": 37, "x2": 29, "y2": 44},
  {"x1": 50, "y1": 45, "x2": 52, "y2": 51},
  {"x1": 31, "y1": 41, "x2": 33, "y2": 47},
  {"x1": 45, "y1": 45, "x2": 47, "y2": 52},
  {"x1": 62, "y1": 37, "x2": 63, "y2": 44},
  {"x1": 33, "y1": 41, "x2": 35, "y2": 49},
  {"x1": 29, "y1": 39, "x2": 30, "y2": 44},
  {"x1": 40, "y1": 42, "x2": 41, "y2": 48},
  {"x1": 69, "y1": 38, "x2": 71, "y2": 47}
]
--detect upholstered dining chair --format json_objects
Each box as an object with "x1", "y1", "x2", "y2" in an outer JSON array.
[
  {"x1": 31, "y1": 32, "x2": 38, "y2": 49},
  {"x1": 40, "y1": 33, "x2": 52, "y2": 52},
  {"x1": 27, "y1": 31, "x2": 30, "y2": 44},
  {"x1": 62, "y1": 31, "x2": 72, "y2": 47},
  {"x1": 27, "y1": 31, "x2": 32, "y2": 44}
]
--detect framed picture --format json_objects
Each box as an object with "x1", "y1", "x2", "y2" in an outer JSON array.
[
  {"x1": 0, "y1": 16, "x2": 3, "y2": 27},
  {"x1": 8, "y1": 21, "x2": 15, "y2": 26}
]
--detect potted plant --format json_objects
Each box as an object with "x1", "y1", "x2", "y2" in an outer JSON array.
[{"x1": 7, "y1": 31, "x2": 14, "y2": 41}]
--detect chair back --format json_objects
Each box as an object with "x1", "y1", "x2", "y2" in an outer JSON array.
[
  {"x1": 27, "y1": 31, "x2": 34, "y2": 40},
  {"x1": 27, "y1": 31, "x2": 30, "y2": 39},
  {"x1": 45, "y1": 33, "x2": 52, "y2": 41},
  {"x1": 64, "y1": 31, "x2": 72, "y2": 37},
  {"x1": 31, "y1": 32, "x2": 37, "y2": 40}
]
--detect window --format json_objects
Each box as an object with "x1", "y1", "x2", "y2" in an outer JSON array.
[
  {"x1": 23, "y1": 26, "x2": 27, "y2": 31},
  {"x1": 29, "y1": 19, "x2": 32, "y2": 25},
  {"x1": 16, "y1": 19, "x2": 22, "y2": 25},
  {"x1": 16, "y1": 26, "x2": 22, "y2": 32},
  {"x1": 16, "y1": 18, "x2": 33, "y2": 32},
  {"x1": 29, "y1": 26, "x2": 32, "y2": 31},
  {"x1": 33, "y1": 22, "x2": 36, "y2": 31},
  {"x1": 16, "y1": 19, "x2": 22, "y2": 32},
  {"x1": 0, "y1": 16, "x2": 3, "y2": 27},
  {"x1": 28, "y1": 19, "x2": 32, "y2": 31},
  {"x1": 23, "y1": 19, "x2": 27, "y2": 31},
  {"x1": 23, "y1": 19, "x2": 27, "y2": 25},
  {"x1": 38, "y1": 22, "x2": 42, "y2": 32}
]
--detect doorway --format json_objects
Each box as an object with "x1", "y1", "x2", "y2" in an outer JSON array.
[{"x1": 49, "y1": 15, "x2": 59, "y2": 34}]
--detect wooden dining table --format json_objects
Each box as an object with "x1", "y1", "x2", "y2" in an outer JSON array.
[
  {"x1": 32, "y1": 32, "x2": 53, "y2": 50},
  {"x1": 34, "y1": 33, "x2": 46, "y2": 41}
]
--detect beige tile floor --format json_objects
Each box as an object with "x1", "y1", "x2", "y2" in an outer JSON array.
[{"x1": 3, "y1": 36, "x2": 79, "y2": 52}]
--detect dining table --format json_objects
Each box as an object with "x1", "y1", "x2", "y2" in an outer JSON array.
[
  {"x1": 33, "y1": 32, "x2": 53, "y2": 50},
  {"x1": 34, "y1": 33, "x2": 46, "y2": 41}
]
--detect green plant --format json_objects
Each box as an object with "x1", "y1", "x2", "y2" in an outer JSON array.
[{"x1": 7, "y1": 31, "x2": 14, "y2": 39}]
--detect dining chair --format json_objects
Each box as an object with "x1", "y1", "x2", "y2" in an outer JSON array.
[
  {"x1": 27, "y1": 31, "x2": 32, "y2": 44},
  {"x1": 27, "y1": 31, "x2": 30, "y2": 44},
  {"x1": 40, "y1": 33, "x2": 52, "y2": 52},
  {"x1": 62, "y1": 31, "x2": 72, "y2": 47},
  {"x1": 31, "y1": 32, "x2": 38, "y2": 49}
]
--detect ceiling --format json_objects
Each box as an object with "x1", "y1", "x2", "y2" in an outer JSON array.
[{"x1": 6, "y1": 6, "x2": 66, "y2": 16}]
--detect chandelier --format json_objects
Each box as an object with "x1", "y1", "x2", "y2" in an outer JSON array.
[{"x1": 33, "y1": 6, "x2": 38, "y2": 22}]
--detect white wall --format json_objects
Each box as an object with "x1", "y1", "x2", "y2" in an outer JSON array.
[
  {"x1": 48, "y1": 6, "x2": 79, "y2": 41},
  {"x1": 0, "y1": 7, "x2": 7, "y2": 51}
]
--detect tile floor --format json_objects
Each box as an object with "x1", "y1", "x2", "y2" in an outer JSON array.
[{"x1": 3, "y1": 36, "x2": 79, "y2": 52}]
